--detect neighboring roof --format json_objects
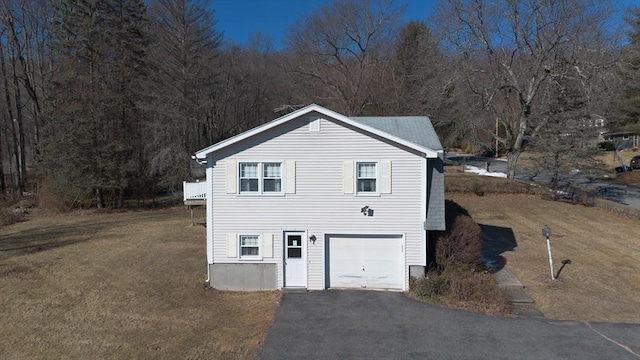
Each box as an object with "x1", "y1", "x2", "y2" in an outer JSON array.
[
  {"x1": 350, "y1": 116, "x2": 443, "y2": 152},
  {"x1": 195, "y1": 104, "x2": 443, "y2": 159},
  {"x1": 603, "y1": 131, "x2": 639, "y2": 137}
]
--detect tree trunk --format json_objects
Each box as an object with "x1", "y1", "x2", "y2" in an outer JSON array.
[
  {"x1": 11, "y1": 66, "x2": 26, "y2": 194},
  {"x1": 0, "y1": 124, "x2": 5, "y2": 194},
  {"x1": 96, "y1": 188, "x2": 104, "y2": 209},
  {"x1": 117, "y1": 187, "x2": 124, "y2": 209},
  {"x1": 506, "y1": 150, "x2": 520, "y2": 179},
  {"x1": 0, "y1": 42, "x2": 20, "y2": 195}
]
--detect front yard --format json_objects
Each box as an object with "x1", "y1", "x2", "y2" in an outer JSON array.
[
  {"x1": 0, "y1": 207, "x2": 279, "y2": 359},
  {"x1": 449, "y1": 193, "x2": 640, "y2": 323},
  {"x1": 1, "y1": 185, "x2": 637, "y2": 360}
]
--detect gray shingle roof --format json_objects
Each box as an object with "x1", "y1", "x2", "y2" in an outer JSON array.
[{"x1": 350, "y1": 116, "x2": 443, "y2": 152}]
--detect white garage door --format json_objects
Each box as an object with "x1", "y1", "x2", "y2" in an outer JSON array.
[{"x1": 327, "y1": 234, "x2": 403, "y2": 290}]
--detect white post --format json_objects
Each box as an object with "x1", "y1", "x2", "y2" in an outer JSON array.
[
  {"x1": 495, "y1": 117, "x2": 499, "y2": 158},
  {"x1": 542, "y1": 225, "x2": 554, "y2": 280},
  {"x1": 546, "y1": 237, "x2": 555, "y2": 280}
]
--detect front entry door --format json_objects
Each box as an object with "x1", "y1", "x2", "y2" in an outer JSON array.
[{"x1": 284, "y1": 232, "x2": 305, "y2": 287}]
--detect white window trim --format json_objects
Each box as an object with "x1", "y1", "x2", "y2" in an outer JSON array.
[
  {"x1": 355, "y1": 161, "x2": 380, "y2": 196},
  {"x1": 238, "y1": 161, "x2": 284, "y2": 196},
  {"x1": 239, "y1": 234, "x2": 262, "y2": 260}
]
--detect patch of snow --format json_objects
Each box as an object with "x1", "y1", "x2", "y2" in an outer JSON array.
[{"x1": 464, "y1": 165, "x2": 508, "y2": 178}]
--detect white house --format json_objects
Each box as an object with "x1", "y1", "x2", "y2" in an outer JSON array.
[{"x1": 194, "y1": 104, "x2": 445, "y2": 291}]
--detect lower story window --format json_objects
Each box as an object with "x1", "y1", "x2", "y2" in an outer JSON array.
[{"x1": 240, "y1": 235, "x2": 260, "y2": 258}]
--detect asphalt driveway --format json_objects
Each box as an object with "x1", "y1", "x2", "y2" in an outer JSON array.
[{"x1": 256, "y1": 290, "x2": 640, "y2": 360}]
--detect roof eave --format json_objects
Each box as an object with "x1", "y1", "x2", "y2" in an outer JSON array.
[{"x1": 195, "y1": 104, "x2": 442, "y2": 159}]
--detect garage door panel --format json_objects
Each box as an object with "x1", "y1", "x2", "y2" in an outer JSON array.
[{"x1": 327, "y1": 235, "x2": 403, "y2": 290}]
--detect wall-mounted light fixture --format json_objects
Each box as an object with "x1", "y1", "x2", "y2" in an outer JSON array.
[
  {"x1": 361, "y1": 206, "x2": 373, "y2": 216},
  {"x1": 309, "y1": 234, "x2": 316, "y2": 244}
]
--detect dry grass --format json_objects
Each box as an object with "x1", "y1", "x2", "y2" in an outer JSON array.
[
  {"x1": 613, "y1": 171, "x2": 640, "y2": 188},
  {"x1": 448, "y1": 193, "x2": 640, "y2": 323},
  {"x1": 0, "y1": 207, "x2": 280, "y2": 359},
  {"x1": 596, "y1": 150, "x2": 638, "y2": 170},
  {"x1": 445, "y1": 172, "x2": 543, "y2": 195}
]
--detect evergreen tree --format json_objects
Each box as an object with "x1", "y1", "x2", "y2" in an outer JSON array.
[
  {"x1": 620, "y1": 8, "x2": 640, "y2": 130},
  {"x1": 530, "y1": 61, "x2": 607, "y2": 190},
  {"x1": 144, "y1": 0, "x2": 221, "y2": 189},
  {"x1": 42, "y1": 0, "x2": 148, "y2": 208}
]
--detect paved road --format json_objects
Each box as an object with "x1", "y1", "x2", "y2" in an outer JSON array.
[
  {"x1": 256, "y1": 291, "x2": 640, "y2": 360},
  {"x1": 447, "y1": 156, "x2": 640, "y2": 210}
]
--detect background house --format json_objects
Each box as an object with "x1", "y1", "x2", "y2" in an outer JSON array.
[
  {"x1": 602, "y1": 131, "x2": 640, "y2": 151},
  {"x1": 194, "y1": 104, "x2": 445, "y2": 291}
]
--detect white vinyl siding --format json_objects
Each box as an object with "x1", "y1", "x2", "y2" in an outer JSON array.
[
  {"x1": 225, "y1": 160, "x2": 237, "y2": 194},
  {"x1": 208, "y1": 114, "x2": 424, "y2": 290},
  {"x1": 226, "y1": 234, "x2": 237, "y2": 258},
  {"x1": 343, "y1": 161, "x2": 354, "y2": 194}
]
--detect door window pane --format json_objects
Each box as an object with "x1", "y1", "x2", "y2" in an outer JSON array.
[
  {"x1": 288, "y1": 236, "x2": 302, "y2": 247},
  {"x1": 287, "y1": 248, "x2": 302, "y2": 258},
  {"x1": 287, "y1": 235, "x2": 302, "y2": 258}
]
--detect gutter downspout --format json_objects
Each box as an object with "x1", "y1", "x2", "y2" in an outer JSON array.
[{"x1": 194, "y1": 154, "x2": 212, "y2": 284}]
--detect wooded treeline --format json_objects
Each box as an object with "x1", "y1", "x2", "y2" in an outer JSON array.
[{"x1": 0, "y1": 0, "x2": 637, "y2": 208}]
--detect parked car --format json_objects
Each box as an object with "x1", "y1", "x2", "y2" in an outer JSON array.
[{"x1": 631, "y1": 156, "x2": 640, "y2": 169}]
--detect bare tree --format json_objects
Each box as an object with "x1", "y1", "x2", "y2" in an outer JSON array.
[
  {"x1": 0, "y1": 0, "x2": 56, "y2": 195},
  {"x1": 434, "y1": 0, "x2": 619, "y2": 178},
  {"x1": 283, "y1": 0, "x2": 403, "y2": 115}
]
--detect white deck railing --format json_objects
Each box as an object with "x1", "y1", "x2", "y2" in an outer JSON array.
[{"x1": 183, "y1": 181, "x2": 207, "y2": 202}]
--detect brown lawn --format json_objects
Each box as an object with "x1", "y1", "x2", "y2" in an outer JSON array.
[
  {"x1": 448, "y1": 193, "x2": 640, "y2": 323},
  {"x1": 0, "y1": 207, "x2": 280, "y2": 359}
]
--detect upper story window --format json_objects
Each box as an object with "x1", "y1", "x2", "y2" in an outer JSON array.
[
  {"x1": 239, "y1": 162, "x2": 282, "y2": 194},
  {"x1": 263, "y1": 163, "x2": 282, "y2": 192},
  {"x1": 356, "y1": 162, "x2": 377, "y2": 194},
  {"x1": 239, "y1": 163, "x2": 259, "y2": 192}
]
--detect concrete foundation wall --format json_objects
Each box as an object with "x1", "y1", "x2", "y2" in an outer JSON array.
[
  {"x1": 210, "y1": 263, "x2": 277, "y2": 291},
  {"x1": 409, "y1": 265, "x2": 426, "y2": 278}
]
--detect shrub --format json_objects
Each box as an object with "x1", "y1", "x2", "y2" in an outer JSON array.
[
  {"x1": 0, "y1": 208, "x2": 24, "y2": 228},
  {"x1": 443, "y1": 199, "x2": 470, "y2": 221},
  {"x1": 444, "y1": 174, "x2": 542, "y2": 195},
  {"x1": 443, "y1": 267, "x2": 511, "y2": 314},
  {"x1": 410, "y1": 272, "x2": 450, "y2": 299},
  {"x1": 436, "y1": 201, "x2": 482, "y2": 269},
  {"x1": 598, "y1": 141, "x2": 615, "y2": 151},
  {"x1": 472, "y1": 181, "x2": 485, "y2": 196},
  {"x1": 411, "y1": 200, "x2": 511, "y2": 315}
]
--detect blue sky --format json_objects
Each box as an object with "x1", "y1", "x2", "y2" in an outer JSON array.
[
  {"x1": 212, "y1": 0, "x2": 640, "y2": 49},
  {"x1": 212, "y1": 0, "x2": 438, "y2": 48}
]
